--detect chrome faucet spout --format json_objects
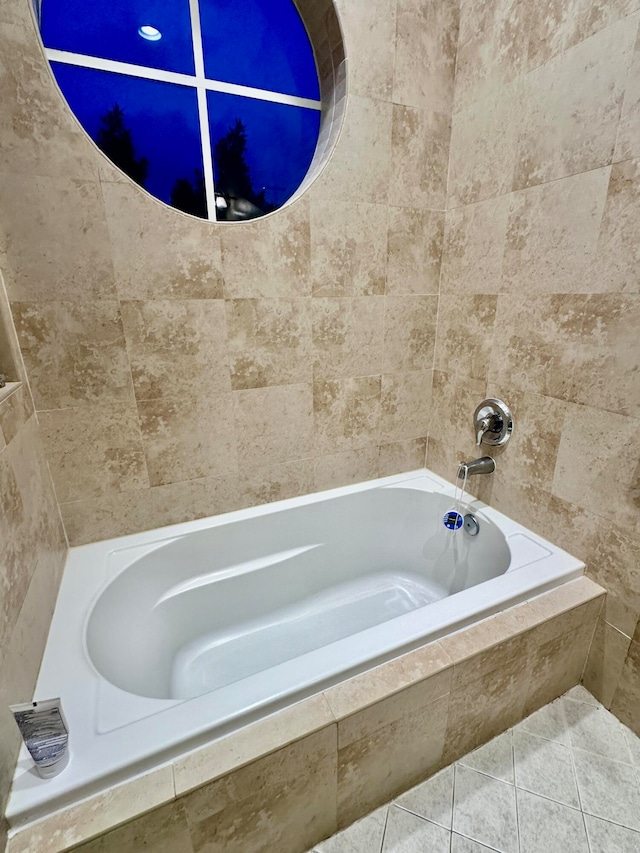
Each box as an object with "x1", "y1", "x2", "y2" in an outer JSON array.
[{"x1": 457, "y1": 456, "x2": 495, "y2": 479}]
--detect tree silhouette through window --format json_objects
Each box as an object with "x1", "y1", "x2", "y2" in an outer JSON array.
[{"x1": 95, "y1": 104, "x2": 149, "y2": 188}]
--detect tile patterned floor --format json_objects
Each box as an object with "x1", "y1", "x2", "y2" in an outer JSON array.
[{"x1": 310, "y1": 686, "x2": 640, "y2": 853}]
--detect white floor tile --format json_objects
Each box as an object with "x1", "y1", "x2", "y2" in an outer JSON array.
[
  {"x1": 584, "y1": 814, "x2": 640, "y2": 853},
  {"x1": 394, "y1": 765, "x2": 454, "y2": 829},
  {"x1": 315, "y1": 806, "x2": 388, "y2": 853},
  {"x1": 621, "y1": 724, "x2": 640, "y2": 768},
  {"x1": 515, "y1": 698, "x2": 570, "y2": 745},
  {"x1": 565, "y1": 686, "x2": 599, "y2": 706},
  {"x1": 513, "y1": 729, "x2": 580, "y2": 808},
  {"x1": 457, "y1": 731, "x2": 514, "y2": 784},
  {"x1": 381, "y1": 806, "x2": 450, "y2": 853},
  {"x1": 573, "y1": 748, "x2": 640, "y2": 831},
  {"x1": 451, "y1": 833, "x2": 501, "y2": 852},
  {"x1": 452, "y1": 765, "x2": 518, "y2": 853},
  {"x1": 563, "y1": 698, "x2": 633, "y2": 764},
  {"x1": 516, "y1": 789, "x2": 590, "y2": 853}
]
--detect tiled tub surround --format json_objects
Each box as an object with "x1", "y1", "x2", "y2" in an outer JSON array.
[
  {"x1": 310, "y1": 685, "x2": 640, "y2": 853},
  {"x1": 7, "y1": 468, "x2": 584, "y2": 825},
  {"x1": 4, "y1": 577, "x2": 603, "y2": 853}
]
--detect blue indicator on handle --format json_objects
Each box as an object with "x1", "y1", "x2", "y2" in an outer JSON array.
[{"x1": 443, "y1": 511, "x2": 463, "y2": 531}]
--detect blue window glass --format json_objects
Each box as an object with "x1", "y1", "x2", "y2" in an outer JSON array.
[
  {"x1": 42, "y1": 0, "x2": 195, "y2": 75},
  {"x1": 200, "y1": 0, "x2": 320, "y2": 100},
  {"x1": 51, "y1": 63, "x2": 206, "y2": 216},
  {"x1": 208, "y1": 92, "x2": 319, "y2": 218}
]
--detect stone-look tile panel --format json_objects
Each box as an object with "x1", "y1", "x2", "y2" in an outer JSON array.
[
  {"x1": 380, "y1": 371, "x2": 432, "y2": 443},
  {"x1": 487, "y1": 294, "x2": 587, "y2": 402},
  {"x1": 570, "y1": 294, "x2": 640, "y2": 418},
  {"x1": 386, "y1": 208, "x2": 443, "y2": 295},
  {"x1": 238, "y1": 458, "x2": 316, "y2": 508},
  {"x1": 69, "y1": 801, "x2": 193, "y2": 853},
  {"x1": 310, "y1": 96, "x2": 393, "y2": 206},
  {"x1": 39, "y1": 404, "x2": 150, "y2": 503},
  {"x1": 0, "y1": 417, "x2": 65, "y2": 662},
  {"x1": 122, "y1": 300, "x2": 230, "y2": 400},
  {"x1": 0, "y1": 384, "x2": 33, "y2": 447},
  {"x1": 0, "y1": 175, "x2": 116, "y2": 302},
  {"x1": 313, "y1": 447, "x2": 380, "y2": 492},
  {"x1": 502, "y1": 168, "x2": 610, "y2": 294},
  {"x1": 183, "y1": 727, "x2": 337, "y2": 853},
  {"x1": 378, "y1": 437, "x2": 427, "y2": 476},
  {"x1": 0, "y1": 20, "x2": 99, "y2": 182},
  {"x1": 12, "y1": 301, "x2": 134, "y2": 410},
  {"x1": 393, "y1": 0, "x2": 459, "y2": 114},
  {"x1": 383, "y1": 296, "x2": 438, "y2": 373},
  {"x1": 594, "y1": 158, "x2": 640, "y2": 293},
  {"x1": 513, "y1": 17, "x2": 638, "y2": 191},
  {"x1": 337, "y1": 692, "x2": 450, "y2": 828},
  {"x1": 616, "y1": 25, "x2": 640, "y2": 161},
  {"x1": 7, "y1": 768, "x2": 176, "y2": 853},
  {"x1": 587, "y1": 524, "x2": 640, "y2": 637},
  {"x1": 102, "y1": 182, "x2": 224, "y2": 300},
  {"x1": 440, "y1": 196, "x2": 510, "y2": 293},
  {"x1": 583, "y1": 619, "x2": 633, "y2": 708},
  {"x1": 234, "y1": 383, "x2": 313, "y2": 468},
  {"x1": 312, "y1": 297, "x2": 385, "y2": 380},
  {"x1": 447, "y1": 80, "x2": 522, "y2": 207},
  {"x1": 310, "y1": 201, "x2": 388, "y2": 297},
  {"x1": 334, "y1": 0, "x2": 396, "y2": 101},
  {"x1": 553, "y1": 403, "x2": 640, "y2": 534},
  {"x1": 453, "y1": 0, "x2": 530, "y2": 113},
  {"x1": 221, "y1": 198, "x2": 312, "y2": 298},
  {"x1": 313, "y1": 376, "x2": 381, "y2": 455},
  {"x1": 389, "y1": 106, "x2": 450, "y2": 210},
  {"x1": 226, "y1": 298, "x2": 311, "y2": 390},
  {"x1": 61, "y1": 473, "x2": 241, "y2": 546},
  {"x1": 139, "y1": 394, "x2": 238, "y2": 486},
  {"x1": 611, "y1": 622, "x2": 640, "y2": 736},
  {"x1": 434, "y1": 295, "x2": 497, "y2": 382}
]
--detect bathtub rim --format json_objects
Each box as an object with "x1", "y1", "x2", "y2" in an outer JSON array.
[{"x1": 6, "y1": 467, "x2": 587, "y2": 830}]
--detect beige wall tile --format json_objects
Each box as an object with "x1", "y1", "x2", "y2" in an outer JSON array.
[
  {"x1": 310, "y1": 200, "x2": 388, "y2": 297},
  {"x1": 552, "y1": 403, "x2": 640, "y2": 534},
  {"x1": 12, "y1": 301, "x2": 134, "y2": 409},
  {"x1": 440, "y1": 196, "x2": 510, "y2": 293},
  {"x1": 313, "y1": 376, "x2": 381, "y2": 454},
  {"x1": 337, "y1": 692, "x2": 449, "y2": 827},
  {"x1": 502, "y1": 168, "x2": 610, "y2": 294},
  {"x1": 183, "y1": 726, "x2": 337, "y2": 853},
  {"x1": 393, "y1": 0, "x2": 458, "y2": 114},
  {"x1": 0, "y1": 384, "x2": 33, "y2": 447},
  {"x1": 174, "y1": 694, "x2": 336, "y2": 796},
  {"x1": 39, "y1": 404, "x2": 149, "y2": 503},
  {"x1": 615, "y1": 26, "x2": 640, "y2": 161},
  {"x1": 234, "y1": 384, "x2": 313, "y2": 468},
  {"x1": 102, "y1": 182, "x2": 223, "y2": 301},
  {"x1": 610, "y1": 622, "x2": 640, "y2": 736},
  {"x1": 380, "y1": 371, "x2": 432, "y2": 442},
  {"x1": 389, "y1": 105, "x2": 450, "y2": 210},
  {"x1": 434, "y1": 295, "x2": 497, "y2": 382},
  {"x1": 487, "y1": 294, "x2": 587, "y2": 401},
  {"x1": 238, "y1": 458, "x2": 315, "y2": 507},
  {"x1": 139, "y1": 394, "x2": 237, "y2": 486},
  {"x1": 122, "y1": 300, "x2": 230, "y2": 400},
  {"x1": 221, "y1": 198, "x2": 311, "y2": 298},
  {"x1": 513, "y1": 16, "x2": 637, "y2": 190},
  {"x1": 7, "y1": 767, "x2": 175, "y2": 853},
  {"x1": 386, "y1": 208, "x2": 443, "y2": 295},
  {"x1": 378, "y1": 437, "x2": 427, "y2": 476},
  {"x1": 226, "y1": 298, "x2": 311, "y2": 390},
  {"x1": 61, "y1": 473, "x2": 241, "y2": 546},
  {"x1": 594, "y1": 158, "x2": 640, "y2": 293},
  {"x1": 586, "y1": 525, "x2": 640, "y2": 637},
  {"x1": 583, "y1": 618, "x2": 633, "y2": 708},
  {"x1": 69, "y1": 801, "x2": 193, "y2": 853},
  {"x1": 383, "y1": 296, "x2": 438, "y2": 373},
  {"x1": 334, "y1": 0, "x2": 396, "y2": 100},
  {"x1": 312, "y1": 297, "x2": 385, "y2": 380},
  {"x1": 0, "y1": 175, "x2": 115, "y2": 302},
  {"x1": 313, "y1": 447, "x2": 380, "y2": 491}
]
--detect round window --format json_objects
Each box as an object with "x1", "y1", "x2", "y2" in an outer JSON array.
[{"x1": 39, "y1": 0, "x2": 322, "y2": 221}]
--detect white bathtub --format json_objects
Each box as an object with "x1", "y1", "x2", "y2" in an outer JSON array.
[{"x1": 8, "y1": 469, "x2": 584, "y2": 824}]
